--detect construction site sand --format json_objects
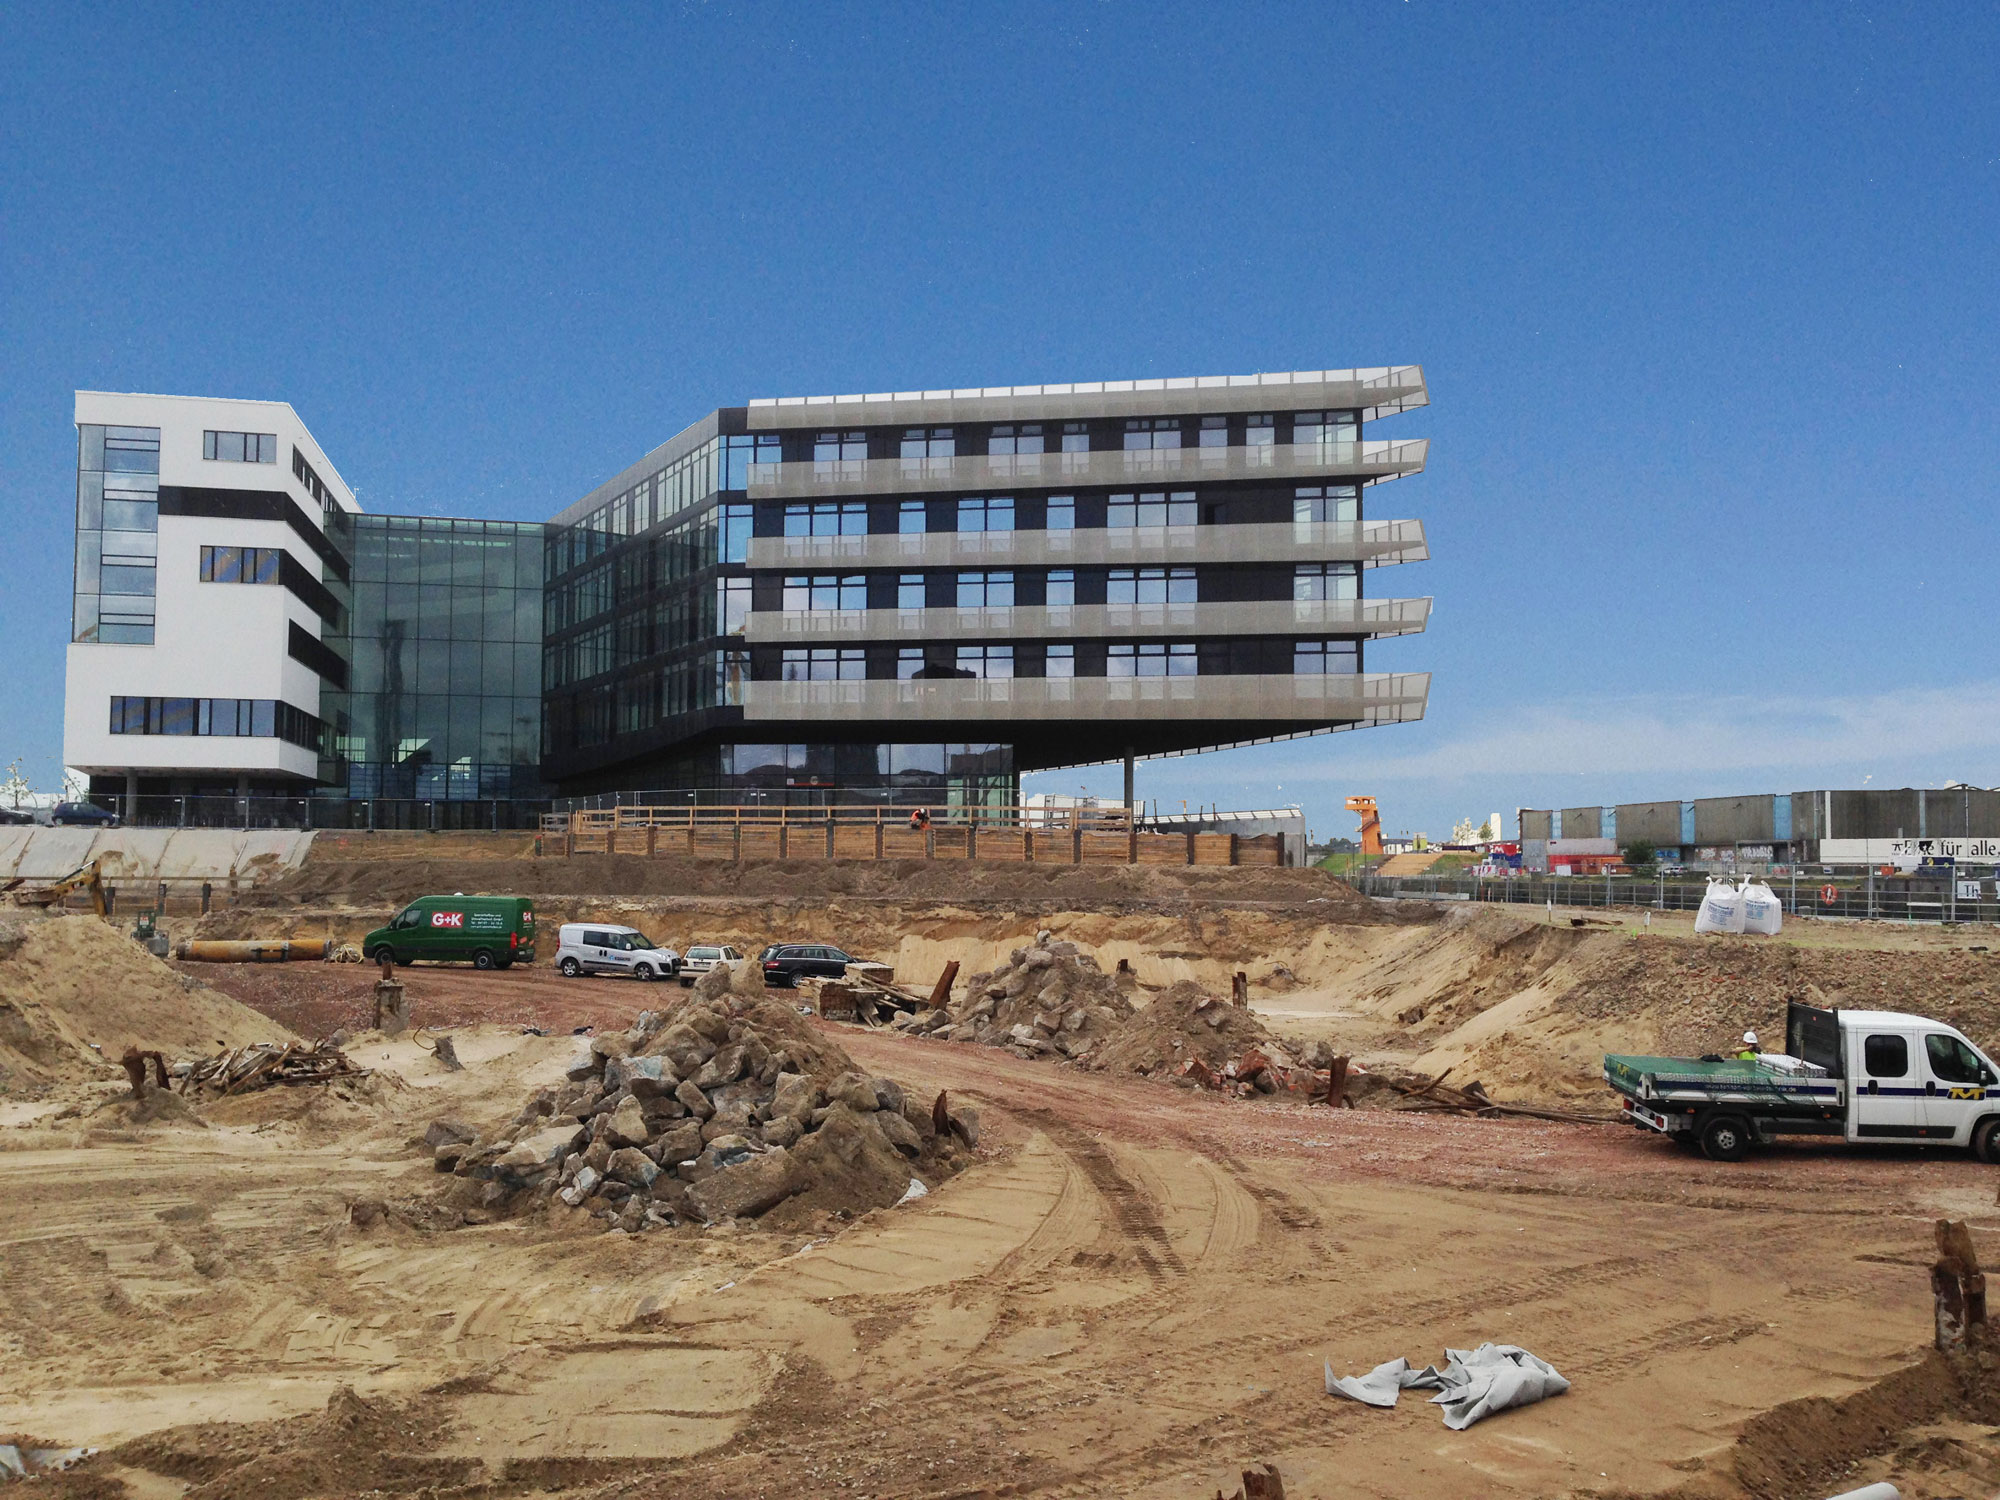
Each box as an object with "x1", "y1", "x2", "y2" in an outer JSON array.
[
  {"x1": 4, "y1": 1005, "x2": 1998, "y2": 1500},
  {"x1": 0, "y1": 915, "x2": 295, "y2": 1098}
]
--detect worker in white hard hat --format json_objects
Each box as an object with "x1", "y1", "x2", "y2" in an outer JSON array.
[{"x1": 1735, "y1": 1029, "x2": 1760, "y2": 1061}]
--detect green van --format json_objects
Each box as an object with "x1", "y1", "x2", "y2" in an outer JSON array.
[{"x1": 363, "y1": 895, "x2": 537, "y2": 969}]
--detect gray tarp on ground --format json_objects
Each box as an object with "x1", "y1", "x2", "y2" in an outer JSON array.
[{"x1": 1325, "y1": 1343, "x2": 1570, "y2": 1430}]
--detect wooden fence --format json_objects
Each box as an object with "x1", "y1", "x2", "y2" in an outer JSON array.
[{"x1": 538, "y1": 804, "x2": 1283, "y2": 867}]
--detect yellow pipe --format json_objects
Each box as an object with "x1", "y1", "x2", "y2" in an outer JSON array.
[{"x1": 173, "y1": 939, "x2": 332, "y2": 963}]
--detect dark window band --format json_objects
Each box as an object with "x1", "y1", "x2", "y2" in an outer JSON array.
[
  {"x1": 157, "y1": 486, "x2": 349, "y2": 582},
  {"x1": 108, "y1": 695, "x2": 323, "y2": 751},
  {"x1": 287, "y1": 621, "x2": 348, "y2": 687}
]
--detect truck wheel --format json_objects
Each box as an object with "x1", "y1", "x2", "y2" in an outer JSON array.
[
  {"x1": 1700, "y1": 1115, "x2": 1751, "y2": 1163},
  {"x1": 1974, "y1": 1118, "x2": 2000, "y2": 1164},
  {"x1": 633, "y1": 962, "x2": 655, "y2": 982},
  {"x1": 559, "y1": 956, "x2": 581, "y2": 978},
  {"x1": 472, "y1": 949, "x2": 496, "y2": 970}
]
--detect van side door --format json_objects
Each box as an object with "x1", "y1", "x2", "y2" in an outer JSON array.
[
  {"x1": 581, "y1": 929, "x2": 617, "y2": 974},
  {"x1": 1851, "y1": 1029, "x2": 1927, "y2": 1141},
  {"x1": 1921, "y1": 1032, "x2": 1998, "y2": 1144}
]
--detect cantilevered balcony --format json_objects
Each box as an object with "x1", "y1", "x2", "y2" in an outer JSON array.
[
  {"x1": 745, "y1": 517, "x2": 1428, "y2": 573},
  {"x1": 745, "y1": 366, "x2": 1429, "y2": 428},
  {"x1": 741, "y1": 670, "x2": 1430, "y2": 726},
  {"x1": 745, "y1": 439, "x2": 1427, "y2": 500},
  {"x1": 740, "y1": 596, "x2": 1432, "y2": 645}
]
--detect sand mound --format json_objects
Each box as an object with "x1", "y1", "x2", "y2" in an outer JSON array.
[
  {"x1": 0, "y1": 917, "x2": 297, "y2": 1098},
  {"x1": 430, "y1": 958, "x2": 966, "y2": 1232},
  {"x1": 259, "y1": 852, "x2": 1386, "y2": 913},
  {"x1": 1089, "y1": 979, "x2": 1282, "y2": 1076}
]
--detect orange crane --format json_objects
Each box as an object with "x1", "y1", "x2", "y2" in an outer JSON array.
[{"x1": 1344, "y1": 796, "x2": 1384, "y2": 857}]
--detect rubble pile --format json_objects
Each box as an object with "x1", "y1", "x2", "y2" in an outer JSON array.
[
  {"x1": 1084, "y1": 979, "x2": 1343, "y2": 1099},
  {"x1": 429, "y1": 959, "x2": 967, "y2": 1232},
  {"x1": 176, "y1": 1039, "x2": 365, "y2": 1096},
  {"x1": 902, "y1": 932, "x2": 1135, "y2": 1063}
]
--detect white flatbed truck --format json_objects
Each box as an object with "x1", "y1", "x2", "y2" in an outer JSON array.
[{"x1": 1605, "y1": 1001, "x2": 2000, "y2": 1162}]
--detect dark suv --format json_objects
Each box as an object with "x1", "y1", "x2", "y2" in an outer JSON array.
[{"x1": 760, "y1": 943, "x2": 856, "y2": 987}]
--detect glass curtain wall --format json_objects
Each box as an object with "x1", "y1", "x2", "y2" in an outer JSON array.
[
  {"x1": 321, "y1": 516, "x2": 546, "y2": 806},
  {"x1": 74, "y1": 424, "x2": 160, "y2": 644}
]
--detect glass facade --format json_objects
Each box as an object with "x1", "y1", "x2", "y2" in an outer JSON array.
[
  {"x1": 321, "y1": 516, "x2": 546, "y2": 801},
  {"x1": 74, "y1": 424, "x2": 160, "y2": 644}
]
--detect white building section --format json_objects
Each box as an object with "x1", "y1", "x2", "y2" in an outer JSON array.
[{"x1": 64, "y1": 392, "x2": 360, "y2": 812}]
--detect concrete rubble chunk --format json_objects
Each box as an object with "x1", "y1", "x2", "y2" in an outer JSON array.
[
  {"x1": 606, "y1": 1096, "x2": 649, "y2": 1148},
  {"x1": 590, "y1": 1032, "x2": 632, "y2": 1062},
  {"x1": 676, "y1": 1078, "x2": 716, "y2": 1120},
  {"x1": 695, "y1": 1042, "x2": 747, "y2": 1090},
  {"x1": 496, "y1": 1125, "x2": 582, "y2": 1174},
  {"x1": 875, "y1": 1109, "x2": 924, "y2": 1157},
  {"x1": 565, "y1": 1044, "x2": 601, "y2": 1081},
  {"x1": 423, "y1": 1118, "x2": 476, "y2": 1150},
  {"x1": 687, "y1": 1147, "x2": 796, "y2": 1222},
  {"x1": 651, "y1": 1120, "x2": 705, "y2": 1165},
  {"x1": 771, "y1": 1071, "x2": 821, "y2": 1121},
  {"x1": 607, "y1": 1146, "x2": 660, "y2": 1189},
  {"x1": 871, "y1": 1076, "x2": 905, "y2": 1114},
  {"x1": 606, "y1": 1054, "x2": 675, "y2": 1097}
]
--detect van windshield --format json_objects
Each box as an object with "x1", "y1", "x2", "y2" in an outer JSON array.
[{"x1": 627, "y1": 934, "x2": 660, "y2": 951}]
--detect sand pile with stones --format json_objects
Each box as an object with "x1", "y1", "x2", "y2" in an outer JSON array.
[
  {"x1": 901, "y1": 932, "x2": 1135, "y2": 1062},
  {"x1": 0, "y1": 915, "x2": 296, "y2": 1098},
  {"x1": 430, "y1": 958, "x2": 968, "y2": 1232}
]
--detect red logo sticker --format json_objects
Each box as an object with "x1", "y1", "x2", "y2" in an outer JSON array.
[{"x1": 431, "y1": 911, "x2": 464, "y2": 928}]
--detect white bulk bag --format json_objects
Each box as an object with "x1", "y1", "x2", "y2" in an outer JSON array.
[
  {"x1": 1694, "y1": 878, "x2": 1747, "y2": 934},
  {"x1": 1738, "y1": 879, "x2": 1783, "y2": 935}
]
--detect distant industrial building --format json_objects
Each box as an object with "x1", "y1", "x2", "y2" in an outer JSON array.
[{"x1": 1519, "y1": 786, "x2": 2000, "y2": 870}]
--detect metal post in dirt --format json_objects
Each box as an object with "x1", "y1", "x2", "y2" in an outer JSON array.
[{"x1": 1867, "y1": 866, "x2": 1875, "y2": 920}]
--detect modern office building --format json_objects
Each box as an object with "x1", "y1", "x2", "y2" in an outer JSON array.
[{"x1": 65, "y1": 368, "x2": 1433, "y2": 822}]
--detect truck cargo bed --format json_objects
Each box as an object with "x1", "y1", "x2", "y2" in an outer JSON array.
[{"x1": 1604, "y1": 1053, "x2": 1844, "y2": 1114}]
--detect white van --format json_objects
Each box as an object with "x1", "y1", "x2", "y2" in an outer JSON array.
[{"x1": 555, "y1": 924, "x2": 680, "y2": 981}]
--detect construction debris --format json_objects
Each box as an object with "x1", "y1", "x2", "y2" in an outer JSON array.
[
  {"x1": 1326, "y1": 1343, "x2": 1571, "y2": 1429},
  {"x1": 1214, "y1": 1466, "x2": 1285, "y2": 1500},
  {"x1": 903, "y1": 933, "x2": 1136, "y2": 1059},
  {"x1": 429, "y1": 959, "x2": 968, "y2": 1231},
  {"x1": 1934, "y1": 1218, "x2": 1987, "y2": 1352},
  {"x1": 1384, "y1": 1067, "x2": 1621, "y2": 1125},
  {"x1": 175, "y1": 1039, "x2": 367, "y2": 1096},
  {"x1": 0, "y1": 1444, "x2": 96, "y2": 1481}
]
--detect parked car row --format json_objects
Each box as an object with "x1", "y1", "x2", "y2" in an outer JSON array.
[
  {"x1": 358, "y1": 897, "x2": 861, "y2": 985},
  {"x1": 0, "y1": 802, "x2": 120, "y2": 827}
]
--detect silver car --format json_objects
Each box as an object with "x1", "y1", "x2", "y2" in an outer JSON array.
[
  {"x1": 676, "y1": 944, "x2": 743, "y2": 988},
  {"x1": 555, "y1": 923, "x2": 680, "y2": 981}
]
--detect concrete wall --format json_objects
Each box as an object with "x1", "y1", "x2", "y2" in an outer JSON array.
[
  {"x1": 0, "y1": 828, "x2": 315, "y2": 884},
  {"x1": 1692, "y1": 795, "x2": 1775, "y2": 845},
  {"x1": 1519, "y1": 809, "x2": 1551, "y2": 841},
  {"x1": 1559, "y1": 807, "x2": 1602, "y2": 840},
  {"x1": 1614, "y1": 800, "x2": 1683, "y2": 847}
]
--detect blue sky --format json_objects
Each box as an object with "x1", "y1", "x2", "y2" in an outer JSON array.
[{"x1": 3, "y1": 3, "x2": 1997, "y2": 843}]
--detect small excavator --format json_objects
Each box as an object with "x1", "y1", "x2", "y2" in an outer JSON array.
[
  {"x1": 6, "y1": 857, "x2": 109, "y2": 916},
  {"x1": 1344, "y1": 795, "x2": 1385, "y2": 857}
]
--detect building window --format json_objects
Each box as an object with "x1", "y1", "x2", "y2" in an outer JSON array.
[
  {"x1": 898, "y1": 500, "x2": 927, "y2": 534},
  {"x1": 988, "y1": 424, "x2": 1044, "y2": 455},
  {"x1": 1294, "y1": 485, "x2": 1360, "y2": 524},
  {"x1": 782, "y1": 647, "x2": 865, "y2": 681},
  {"x1": 721, "y1": 502, "x2": 753, "y2": 562},
  {"x1": 901, "y1": 428, "x2": 955, "y2": 459},
  {"x1": 813, "y1": 431, "x2": 867, "y2": 462},
  {"x1": 1108, "y1": 566, "x2": 1195, "y2": 605},
  {"x1": 1294, "y1": 640, "x2": 1360, "y2": 674},
  {"x1": 1045, "y1": 495, "x2": 1075, "y2": 530},
  {"x1": 897, "y1": 573, "x2": 925, "y2": 610},
  {"x1": 75, "y1": 424, "x2": 159, "y2": 645},
  {"x1": 1107, "y1": 491, "x2": 1196, "y2": 528},
  {"x1": 1293, "y1": 410, "x2": 1358, "y2": 448},
  {"x1": 203, "y1": 430, "x2": 277, "y2": 464},
  {"x1": 956, "y1": 570, "x2": 1014, "y2": 608},
  {"x1": 955, "y1": 645, "x2": 1014, "y2": 679},
  {"x1": 1108, "y1": 642, "x2": 1196, "y2": 677},
  {"x1": 719, "y1": 576, "x2": 752, "y2": 635},
  {"x1": 1045, "y1": 643, "x2": 1075, "y2": 678},
  {"x1": 717, "y1": 649, "x2": 748, "y2": 705},
  {"x1": 782, "y1": 501, "x2": 867, "y2": 537},
  {"x1": 109, "y1": 695, "x2": 321, "y2": 749},
  {"x1": 783, "y1": 574, "x2": 865, "y2": 612},
  {"x1": 200, "y1": 545, "x2": 282, "y2": 584},
  {"x1": 1045, "y1": 569, "x2": 1075, "y2": 606},
  {"x1": 1199, "y1": 415, "x2": 1228, "y2": 448},
  {"x1": 957, "y1": 496, "x2": 1014, "y2": 533},
  {"x1": 1061, "y1": 422, "x2": 1091, "y2": 453},
  {"x1": 1123, "y1": 418, "x2": 1182, "y2": 451},
  {"x1": 897, "y1": 647, "x2": 927, "y2": 680},
  {"x1": 1294, "y1": 562, "x2": 1359, "y2": 601},
  {"x1": 292, "y1": 447, "x2": 335, "y2": 508},
  {"x1": 1245, "y1": 414, "x2": 1275, "y2": 447}
]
